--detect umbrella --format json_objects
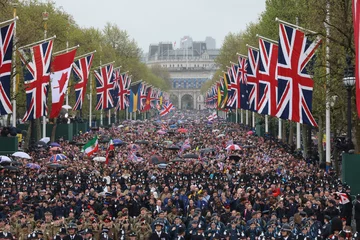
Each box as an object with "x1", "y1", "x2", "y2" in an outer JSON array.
[
  {"x1": 3, "y1": 165, "x2": 19, "y2": 171},
  {"x1": 157, "y1": 130, "x2": 166, "y2": 135},
  {"x1": 228, "y1": 155, "x2": 241, "y2": 161},
  {"x1": 76, "y1": 142, "x2": 85, "y2": 146},
  {"x1": 69, "y1": 140, "x2": 77, "y2": 145},
  {"x1": 12, "y1": 152, "x2": 31, "y2": 159},
  {"x1": 93, "y1": 156, "x2": 106, "y2": 162},
  {"x1": 47, "y1": 163, "x2": 66, "y2": 169},
  {"x1": 50, "y1": 147, "x2": 61, "y2": 151},
  {"x1": 62, "y1": 105, "x2": 72, "y2": 110},
  {"x1": 216, "y1": 134, "x2": 225, "y2": 138},
  {"x1": 167, "y1": 130, "x2": 175, "y2": 135},
  {"x1": 226, "y1": 144, "x2": 242, "y2": 151},
  {"x1": 170, "y1": 157, "x2": 186, "y2": 163},
  {"x1": 158, "y1": 163, "x2": 168, "y2": 168},
  {"x1": 227, "y1": 128, "x2": 239, "y2": 133},
  {"x1": 243, "y1": 145, "x2": 256, "y2": 149},
  {"x1": 25, "y1": 163, "x2": 41, "y2": 169},
  {"x1": 183, "y1": 153, "x2": 199, "y2": 159},
  {"x1": 200, "y1": 148, "x2": 214, "y2": 153},
  {"x1": 212, "y1": 129, "x2": 220, "y2": 133},
  {"x1": 163, "y1": 140, "x2": 173, "y2": 145},
  {"x1": 36, "y1": 141, "x2": 47, "y2": 148},
  {"x1": 166, "y1": 146, "x2": 180, "y2": 150},
  {"x1": 169, "y1": 124, "x2": 177, "y2": 129},
  {"x1": 177, "y1": 128, "x2": 188, "y2": 133},
  {"x1": 247, "y1": 130, "x2": 254, "y2": 135},
  {"x1": 118, "y1": 124, "x2": 124, "y2": 128},
  {"x1": 150, "y1": 155, "x2": 165, "y2": 164},
  {"x1": 39, "y1": 137, "x2": 50, "y2": 144},
  {"x1": 0, "y1": 156, "x2": 12, "y2": 165},
  {"x1": 49, "y1": 142, "x2": 61, "y2": 147},
  {"x1": 113, "y1": 139, "x2": 124, "y2": 146},
  {"x1": 135, "y1": 140, "x2": 149, "y2": 145},
  {"x1": 49, "y1": 154, "x2": 67, "y2": 162}
]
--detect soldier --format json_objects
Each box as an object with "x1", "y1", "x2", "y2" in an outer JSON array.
[
  {"x1": 64, "y1": 223, "x2": 82, "y2": 240},
  {"x1": 83, "y1": 229, "x2": 94, "y2": 240},
  {"x1": 128, "y1": 231, "x2": 137, "y2": 240}
]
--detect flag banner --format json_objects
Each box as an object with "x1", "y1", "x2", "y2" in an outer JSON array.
[
  {"x1": 115, "y1": 72, "x2": 129, "y2": 111},
  {"x1": 140, "y1": 83, "x2": 148, "y2": 111},
  {"x1": 257, "y1": 38, "x2": 278, "y2": 117},
  {"x1": 50, "y1": 49, "x2": 77, "y2": 118},
  {"x1": 72, "y1": 53, "x2": 94, "y2": 111},
  {"x1": 221, "y1": 73, "x2": 228, "y2": 109},
  {"x1": 159, "y1": 101, "x2": 175, "y2": 117},
  {"x1": 226, "y1": 68, "x2": 237, "y2": 109},
  {"x1": 354, "y1": 0, "x2": 360, "y2": 117},
  {"x1": 128, "y1": 81, "x2": 141, "y2": 113},
  {"x1": 19, "y1": 39, "x2": 54, "y2": 121},
  {"x1": 142, "y1": 86, "x2": 152, "y2": 112},
  {"x1": 150, "y1": 87, "x2": 158, "y2": 108},
  {"x1": 217, "y1": 81, "x2": 222, "y2": 109},
  {"x1": 105, "y1": 139, "x2": 114, "y2": 164},
  {"x1": 246, "y1": 47, "x2": 259, "y2": 113},
  {"x1": 82, "y1": 136, "x2": 98, "y2": 156},
  {"x1": 276, "y1": 23, "x2": 321, "y2": 126},
  {"x1": 94, "y1": 64, "x2": 115, "y2": 110},
  {"x1": 238, "y1": 56, "x2": 249, "y2": 110},
  {"x1": 0, "y1": 21, "x2": 15, "y2": 115}
]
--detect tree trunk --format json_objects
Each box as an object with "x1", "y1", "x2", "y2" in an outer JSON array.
[
  {"x1": 51, "y1": 118, "x2": 57, "y2": 142},
  {"x1": 317, "y1": 117, "x2": 324, "y2": 163},
  {"x1": 36, "y1": 118, "x2": 41, "y2": 140},
  {"x1": 23, "y1": 120, "x2": 33, "y2": 150},
  {"x1": 288, "y1": 121, "x2": 294, "y2": 146},
  {"x1": 302, "y1": 125, "x2": 308, "y2": 159},
  {"x1": 282, "y1": 120, "x2": 287, "y2": 142}
]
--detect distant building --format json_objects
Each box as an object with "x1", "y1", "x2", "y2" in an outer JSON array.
[
  {"x1": 205, "y1": 36, "x2": 216, "y2": 49},
  {"x1": 146, "y1": 36, "x2": 219, "y2": 110}
]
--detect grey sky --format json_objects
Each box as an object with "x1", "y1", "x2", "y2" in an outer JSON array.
[{"x1": 52, "y1": 0, "x2": 266, "y2": 52}]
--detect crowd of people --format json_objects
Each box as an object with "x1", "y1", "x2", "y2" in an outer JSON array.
[{"x1": 1, "y1": 110, "x2": 360, "y2": 240}]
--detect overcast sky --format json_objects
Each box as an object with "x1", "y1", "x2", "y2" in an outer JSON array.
[{"x1": 51, "y1": 0, "x2": 266, "y2": 52}]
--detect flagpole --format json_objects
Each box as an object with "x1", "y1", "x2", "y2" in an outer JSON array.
[
  {"x1": 42, "y1": 11, "x2": 49, "y2": 139},
  {"x1": 53, "y1": 45, "x2": 79, "y2": 56},
  {"x1": 0, "y1": 17, "x2": 18, "y2": 27},
  {"x1": 265, "y1": 115, "x2": 269, "y2": 133},
  {"x1": 275, "y1": 17, "x2": 317, "y2": 34},
  {"x1": 252, "y1": 112, "x2": 255, "y2": 128},
  {"x1": 74, "y1": 50, "x2": 96, "y2": 61},
  {"x1": 325, "y1": 1, "x2": 331, "y2": 168},
  {"x1": 11, "y1": 7, "x2": 19, "y2": 128},
  {"x1": 278, "y1": 119, "x2": 282, "y2": 139},
  {"x1": 236, "y1": 109, "x2": 238, "y2": 123},
  {"x1": 241, "y1": 109, "x2": 243, "y2": 124},
  {"x1": 89, "y1": 73, "x2": 92, "y2": 128},
  {"x1": 17, "y1": 35, "x2": 56, "y2": 50},
  {"x1": 295, "y1": 16, "x2": 301, "y2": 150},
  {"x1": 246, "y1": 110, "x2": 249, "y2": 125}
]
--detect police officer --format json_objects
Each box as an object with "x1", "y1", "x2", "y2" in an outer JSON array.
[
  {"x1": 53, "y1": 228, "x2": 67, "y2": 240},
  {"x1": 149, "y1": 221, "x2": 170, "y2": 240},
  {"x1": 64, "y1": 224, "x2": 82, "y2": 240}
]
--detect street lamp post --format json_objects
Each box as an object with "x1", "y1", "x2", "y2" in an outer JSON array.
[{"x1": 343, "y1": 56, "x2": 355, "y2": 147}]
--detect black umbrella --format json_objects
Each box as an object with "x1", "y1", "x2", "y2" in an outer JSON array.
[
  {"x1": 200, "y1": 148, "x2": 214, "y2": 153},
  {"x1": 3, "y1": 165, "x2": 19, "y2": 171},
  {"x1": 36, "y1": 141, "x2": 47, "y2": 148},
  {"x1": 76, "y1": 142, "x2": 85, "y2": 146},
  {"x1": 170, "y1": 157, "x2": 186, "y2": 163},
  {"x1": 166, "y1": 146, "x2": 180, "y2": 150},
  {"x1": 183, "y1": 154, "x2": 199, "y2": 159},
  {"x1": 167, "y1": 131, "x2": 175, "y2": 135},
  {"x1": 69, "y1": 140, "x2": 77, "y2": 145},
  {"x1": 150, "y1": 155, "x2": 165, "y2": 164},
  {"x1": 243, "y1": 145, "x2": 256, "y2": 149},
  {"x1": 228, "y1": 155, "x2": 241, "y2": 161},
  {"x1": 135, "y1": 140, "x2": 149, "y2": 145},
  {"x1": 227, "y1": 128, "x2": 239, "y2": 133}
]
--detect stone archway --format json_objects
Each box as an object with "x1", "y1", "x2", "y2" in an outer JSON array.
[{"x1": 181, "y1": 94, "x2": 194, "y2": 110}]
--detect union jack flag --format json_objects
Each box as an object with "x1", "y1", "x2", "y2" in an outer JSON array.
[
  {"x1": 72, "y1": 53, "x2": 94, "y2": 111},
  {"x1": 276, "y1": 23, "x2": 321, "y2": 127},
  {"x1": 159, "y1": 102, "x2": 175, "y2": 117},
  {"x1": 115, "y1": 71, "x2": 130, "y2": 111},
  {"x1": 150, "y1": 87, "x2": 158, "y2": 108},
  {"x1": 257, "y1": 39, "x2": 278, "y2": 117},
  {"x1": 139, "y1": 83, "x2": 148, "y2": 111},
  {"x1": 19, "y1": 40, "x2": 54, "y2": 121},
  {"x1": 94, "y1": 64, "x2": 115, "y2": 110},
  {"x1": 238, "y1": 56, "x2": 249, "y2": 110},
  {"x1": 226, "y1": 68, "x2": 237, "y2": 109},
  {"x1": 0, "y1": 22, "x2": 14, "y2": 115},
  {"x1": 247, "y1": 47, "x2": 259, "y2": 112}
]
